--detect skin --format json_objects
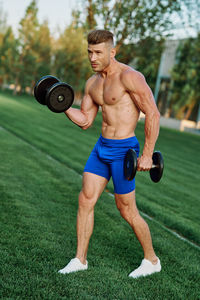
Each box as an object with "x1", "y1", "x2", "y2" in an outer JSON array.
[{"x1": 64, "y1": 40, "x2": 160, "y2": 266}]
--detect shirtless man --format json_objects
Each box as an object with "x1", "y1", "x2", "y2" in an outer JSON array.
[{"x1": 58, "y1": 29, "x2": 161, "y2": 278}]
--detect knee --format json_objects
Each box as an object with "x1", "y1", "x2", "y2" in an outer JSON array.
[
  {"x1": 117, "y1": 203, "x2": 131, "y2": 221},
  {"x1": 119, "y1": 206, "x2": 140, "y2": 225},
  {"x1": 116, "y1": 198, "x2": 139, "y2": 224},
  {"x1": 78, "y1": 189, "x2": 96, "y2": 210}
]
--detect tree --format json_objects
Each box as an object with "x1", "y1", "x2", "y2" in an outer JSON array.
[
  {"x1": 52, "y1": 25, "x2": 92, "y2": 95},
  {"x1": 32, "y1": 20, "x2": 52, "y2": 90},
  {"x1": 0, "y1": 2, "x2": 7, "y2": 34},
  {"x1": 75, "y1": 0, "x2": 181, "y2": 51},
  {"x1": 0, "y1": 3, "x2": 8, "y2": 86},
  {"x1": 0, "y1": 26, "x2": 20, "y2": 89},
  {"x1": 177, "y1": 0, "x2": 200, "y2": 37},
  {"x1": 117, "y1": 37, "x2": 164, "y2": 91},
  {"x1": 16, "y1": 0, "x2": 52, "y2": 93},
  {"x1": 69, "y1": 0, "x2": 178, "y2": 92},
  {"x1": 86, "y1": 0, "x2": 97, "y2": 30},
  {"x1": 170, "y1": 34, "x2": 200, "y2": 120},
  {"x1": 17, "y1": 0, "x2": 40, "y2": 93}
]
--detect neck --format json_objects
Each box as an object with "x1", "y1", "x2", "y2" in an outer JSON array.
[{"x1": 99, "y1": 58, "x2": 118, "y2": 77}]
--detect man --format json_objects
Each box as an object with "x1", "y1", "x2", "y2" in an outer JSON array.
[{"x1": 58, "y1": 29, "x2": 161, "y2": 278}]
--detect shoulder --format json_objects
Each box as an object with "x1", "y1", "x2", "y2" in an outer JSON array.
[
  {"x1": 120, "y1": 66, "x2": 146, "y2": 90},
  {"x1": 85, "y1": 74, "x2": 98, "y2": 93}
]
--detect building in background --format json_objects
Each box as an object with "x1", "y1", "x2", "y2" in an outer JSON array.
[{"x1": 154, "y1": 39, "x2": 200, "y2": 133}]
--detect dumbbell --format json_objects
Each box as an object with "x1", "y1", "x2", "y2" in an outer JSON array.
[
  {"x1": 34, "y1": 75, "x2": 74, "y2": 113},
  {"x1": 124, "y1": 149, "x2": 164, "y2": 182}
]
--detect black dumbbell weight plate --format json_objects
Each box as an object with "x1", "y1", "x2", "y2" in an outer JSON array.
[
  {"x1": 46, "y1": 82, "x2": 74, "y2": 113},
  {"x1": 124, "y1": 149, "x2": 138, "y2": 181},
  {"x1": 34, "y1": 75, "x2": 60, "y2": 105},
  {"x1": 150, "y1": 151, "x2": 164, "y2": 183}
]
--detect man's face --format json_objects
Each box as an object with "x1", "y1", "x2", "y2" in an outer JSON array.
[{"x1": 87, "y1": 42, "x2": 113, "y2": 72}]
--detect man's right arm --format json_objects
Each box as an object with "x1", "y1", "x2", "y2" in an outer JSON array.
[{"x1": 64, "y1": 77, "x2": 99, "y2": 130}]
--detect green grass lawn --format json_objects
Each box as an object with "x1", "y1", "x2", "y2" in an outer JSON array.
[{"x1": 0, "y1": 91, "x2": 200, "y2": 300}]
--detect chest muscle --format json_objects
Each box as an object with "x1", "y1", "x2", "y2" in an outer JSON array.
[{"x1": 89, "y1": 76, "x2": 126, "y2": 106}]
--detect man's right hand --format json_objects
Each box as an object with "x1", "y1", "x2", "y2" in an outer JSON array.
[{"x1": 137, "y1": 155, "x2": 153, "y2": 172}]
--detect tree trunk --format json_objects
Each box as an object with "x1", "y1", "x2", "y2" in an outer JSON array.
[
  {"x1": 184, "y1": 100, "x2": 196, "y2": 120},
  {"x1": 86, "y1": 0, "x2": 97, "y2": 29},
  {"x1": 13, "y1": 77, "x2": 19, "y2": 95}
]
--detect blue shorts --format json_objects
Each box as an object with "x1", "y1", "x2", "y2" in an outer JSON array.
[{"x1": 84, "y1": 135, "x2": 140, "y2": 194}]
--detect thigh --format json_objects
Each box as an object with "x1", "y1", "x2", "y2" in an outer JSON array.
[
  {"x1": 84, "y1": 145, "x2": 111, "y2": 182},
  {"x1": 111, "y1": 159, "x2": 136, "y2": 195},
  {"x1": 82, "y1": 172, "x2": 108, "y2": 201}
]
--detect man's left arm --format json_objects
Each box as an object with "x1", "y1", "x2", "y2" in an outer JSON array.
[{"x1": 122, "y1": 70, "x2": 160, "y2": 171}]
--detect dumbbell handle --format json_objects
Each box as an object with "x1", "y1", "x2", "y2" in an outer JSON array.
[{"x1": 152, "y1": 164, "x2": 159, "y2": 168}]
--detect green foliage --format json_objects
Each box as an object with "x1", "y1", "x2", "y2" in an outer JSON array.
[
  {"x1": 17, "y1": 0, "x2": 40, "y2": 92},
  {"x1": 0, "y1": 27, "x2": 20, "y2": 86},
  {"x1": 86, "y1": 0, "x2": 97, "y2": 29},
  {"x1": 0, "y1": 1, "x2": 91, "y2": 95},
  {"x1": 78, "y1": 0, "x2": 181, "y2": 49},
  {"x1": 0, "y1": 3, "x2": 7, "y2": 34},
  {"x1": 70, "y1": 0, "x2": 177, "y2": 92},
  {"x1": 35, "y1": 21, "x2": 52, "y2": 79},
  {"x1": 135, "y1": 38, "x2": 165, "y2": 91},
  {"x1": 17, "y1": 0, "x2": 51, "y2": 93},
  {"x1": 117, "y1": 37, "x2": 165, "y2": 91},
  {"x1": 53, "y1": 26, "x2": 92, "y2": 93},
  {"x1": 170, "y1": 34, "x2": 200, "y2": 120}
]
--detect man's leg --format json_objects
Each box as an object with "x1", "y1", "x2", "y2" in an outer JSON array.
[
  {"x1": 58, "y1": 172, "x2": 108, "y2": 274},
  {"x1": 76, "y1": 172, "x2": 108, "y2": 264},
  {"x1": 115, "y1": 191, "x2": 161, "y2": 277}
]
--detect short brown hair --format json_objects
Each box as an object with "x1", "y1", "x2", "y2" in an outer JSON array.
[{"x1": 87, "y1": 29, "x2": 114, "y2": 46}]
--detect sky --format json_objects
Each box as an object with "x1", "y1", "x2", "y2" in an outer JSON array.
[
  {"x1": 1, "y1": 0, "x2": 80, "y2": 35},
  {"x1": 1, "y1": 0, "x2": 199, "y2": 39}
]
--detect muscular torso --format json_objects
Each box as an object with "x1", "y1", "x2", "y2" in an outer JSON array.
[{"x1": 88, "y1": 63, "x2": 140, "y2": 139}]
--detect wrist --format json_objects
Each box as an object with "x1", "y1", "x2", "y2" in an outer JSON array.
[{"x1": 142, "y1": 150, "x2": 153, "y2": 158}]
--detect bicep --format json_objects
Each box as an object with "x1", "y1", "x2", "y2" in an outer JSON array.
[{"x1": 81, "y1": 93, "x2": 99, "y2": 126}]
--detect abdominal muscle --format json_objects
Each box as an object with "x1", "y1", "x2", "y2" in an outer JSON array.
[{"x1": 101, "y1": 95, "x2": 140, "y2": 139}]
